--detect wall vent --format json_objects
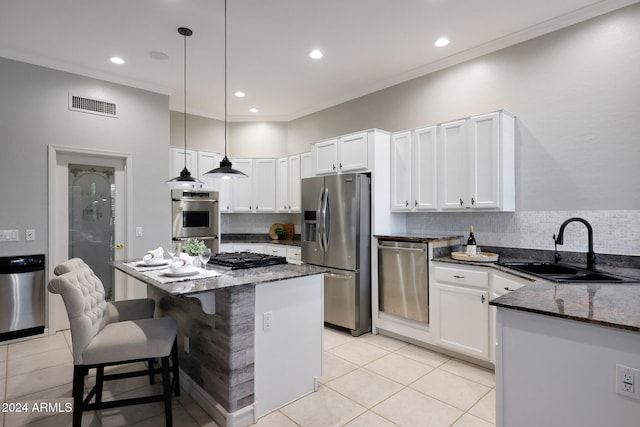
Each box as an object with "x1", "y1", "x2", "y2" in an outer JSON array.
[{"x1": 69, "y1": 94, "x2": 118, "y2": 118}]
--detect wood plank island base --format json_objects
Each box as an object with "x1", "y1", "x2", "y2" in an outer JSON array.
[{"x1": 114, "y1": 261, "x2": 326, "y2": 427}]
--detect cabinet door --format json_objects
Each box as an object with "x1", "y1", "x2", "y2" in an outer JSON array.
[
  {"x1": 170, "y1": 148, "x2": 197, "y2": 180},
  {"x1": 339, "y1": 132, "x2": 368, "y2": 172},
  {"x1": 314, "y1": 139, "x2": 338, "y2": 175},
  {"x1": 276, "y1": 157, "x2": 290, "y2": 212},
  {"x1": 413, "y1": 126, "x2": 438, "y2": 210},
  {"x1": 231, "y1": 159, "x2": 254, "y2": 212},
  {"x1": 469, "y1": 112, "x2": 500, "y2": 209},
  {"x1": 197, "y1": 151, "x2": 220, "y2": 190},
  {"x1": 434, "y1": 283, "x2": 489, "y2": 360},
  {"x1": 288, "y1": 154, "x2": 302, "y2": 212},
  {"x1": 301, "y1": 152, "x2": 313, "y2": 178},
  {"x1": 440, "y1": 120, "x2": 468, "y2": 210},
  {"x1": 253, "y1": 159, "x2": 277, "y2": 212},
  {"x1": 218, "y1": 177, "x2": 232, "y2": 213},
  {"x1": 390, "y1": 131, "x2": 412, "y2": 211}
]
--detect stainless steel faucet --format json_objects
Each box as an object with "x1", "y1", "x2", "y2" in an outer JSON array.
[{"x1": 553, "y1": 217, "x2": 598, "y2": 270}]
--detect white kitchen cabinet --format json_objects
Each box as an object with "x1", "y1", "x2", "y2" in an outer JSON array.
[
  {"x1": 440, "y1": 111, "x2": 515, "y2": 211},
  {"x1": 490, "y1": 270, "x2": 531, "y2": 363},
  {"x1": 170, "y1": 147, "x2": 197, "y2": 182},
  {"x1": 231, "y1": 158, "x2": 276, "y2": 213},
  {"x1": 301, "y1": 152, "x2": 313, "y2": 178},
  {"x1": 286, "y1": 246, "x2": 302, "y2": 264},
  {"x1": 218, "y1": 178, "x2": 232, "y2": 213},
  {"x1": 313, "y1": 138, "x2": 339, "y2": 174},
  {"x1": 432, "y1": 264, "x2": 490, "y2": 360},
  {"x1": 390, "y1": 126, "x2": 438, "y2": 211},
  {"x1": 288, "y1": 154, "x2": 302, "y2": 212},
  {"x1": 312, "y1": 131, "x2": 369, "y2": 175},
  {"x1": 276, "y1": 155, "x2": 302, "y2": 213},
  {"x1": 276, "y1": 157, "x2": 290, "y2": 212},
  {"x1": 196, "y1": 151, "x2": 221, "y2": 190}
]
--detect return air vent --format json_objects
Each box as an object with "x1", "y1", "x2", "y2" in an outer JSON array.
[{"x1": 69, "y1": 94, "x2": 118, "y2": 118}]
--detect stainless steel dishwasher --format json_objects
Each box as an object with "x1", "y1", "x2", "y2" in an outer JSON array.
[
  {"x1": 0, "y1": 254, "x2": 46, "y2": 342},
  {"x1": 378, "y1": 240, "x2": 429, "y2": 324}
]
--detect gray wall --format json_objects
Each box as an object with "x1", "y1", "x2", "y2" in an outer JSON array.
[
  {"x1": 170, "y1": 111, "x2": 289, "y2": 158},
  {"x1": 0, "y1": 57, "x2": 170, "y2": 258},
  {"x1": 288, "y1": 4, "x2": 640, "y2": 212}
]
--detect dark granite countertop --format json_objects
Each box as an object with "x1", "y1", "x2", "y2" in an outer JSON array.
[
  {"x1": 114, "y1": 261, "x2": 325, "y2": 296},
  {"x1": 373, "y1": 233, "x2": 464, "y2": 243},
  {"x1": 432, "y1": 250, "x2": 640, "y2": 332}
]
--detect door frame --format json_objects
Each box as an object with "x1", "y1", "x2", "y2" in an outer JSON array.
[{"x1": 47, "y1": 145, "x2": 133, "y2": 333}]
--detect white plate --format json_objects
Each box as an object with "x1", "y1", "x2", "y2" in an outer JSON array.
[
  {"x1": 137, "y1": 259, "x2": 170, "y2": 267},
  {"x1": 164, "y1": 268, "x2": 200, "y2": 277}
]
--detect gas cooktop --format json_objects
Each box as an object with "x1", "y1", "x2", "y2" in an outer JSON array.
[{"x1": 207, "y1": 252, "x2": 287, "y2": 270}]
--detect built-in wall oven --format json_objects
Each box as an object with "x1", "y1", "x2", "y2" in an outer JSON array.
[{"x1": 171, "y1": 189, "x2": 219, "y2": 253}]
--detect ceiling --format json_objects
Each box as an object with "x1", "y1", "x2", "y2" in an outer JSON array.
[{"x1": 0, "y1": 0, "x2": 636, "y2": 121}]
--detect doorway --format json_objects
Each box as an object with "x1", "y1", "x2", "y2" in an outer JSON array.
[{"x1": 48, "y1": 145, "x2": 132, "y2": 332}]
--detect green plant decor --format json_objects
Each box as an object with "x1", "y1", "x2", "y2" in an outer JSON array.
[
  {"x1": 183, "y1": 238, "x2": 206, "y2": 256},
  {"x1": 275, "y1": 226, "x2": 286, "y2": 240}
]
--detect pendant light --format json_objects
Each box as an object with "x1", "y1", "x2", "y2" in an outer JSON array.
[
  {"x1": 168, "y1": 27, "x2": 204, "y2": 187},
  {"x1": 205, "y1": 0, "x2": 248, "y2": 179}
]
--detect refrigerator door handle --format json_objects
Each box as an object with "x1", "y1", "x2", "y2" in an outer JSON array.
[
  {"x1": 323, "y1": 188, "x2": 330, "y2": 249},
  {"x1": 316, "y1": 188, "x2": 325, "y2": 251},
  {"x1": 325, "y1": 272, "x2": 353, "y2": 280}
]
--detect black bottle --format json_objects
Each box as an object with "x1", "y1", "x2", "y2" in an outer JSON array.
[{"x1": 466, "y1": 226, "x2": 477, "y2": 255}]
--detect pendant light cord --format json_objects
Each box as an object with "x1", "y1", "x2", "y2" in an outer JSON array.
[
  {"x1": 184, "y1": 29, "x2": 188, "y2": 168},
  {"x1": 224, "y1": 0, "x2": 228, "y2": 157}
]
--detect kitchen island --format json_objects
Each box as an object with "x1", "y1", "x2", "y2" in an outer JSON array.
[
  {"x1": 114, "y1": 261, "x2": 326, "y2": 427},
  {"x1": 487, "y1": 261, "x2": 640, "y2": 427}
]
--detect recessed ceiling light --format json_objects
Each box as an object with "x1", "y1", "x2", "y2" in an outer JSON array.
[
  {"x1": 434, "y1": 38, "x2": 450, "y2": 47},
  {"x1": 249, "y1": 108, "x2": 259, "y2": 113},
  {"x1": 234, "y1": 91, "x2": 246, "y2": 97},
  {"x1": 150, "y1": 51, "x2": 169, "y2": 60},
  {"x1": 309, "y1": 49, "x2": 323, "y2": 59},
  {"x1": 110, "y1": 56, "x2": 125, "y2": 65}
]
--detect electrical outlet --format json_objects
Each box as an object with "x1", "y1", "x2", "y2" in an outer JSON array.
[
  {"x1": 263, "y1": 312, "x2": 273, "y2": 332},
  {"x1": 184, "y1": 336, "x2": 190, "y2": 354},
  {"x1": 616, "y1": 364, "x2": 640, "y2": 399}
]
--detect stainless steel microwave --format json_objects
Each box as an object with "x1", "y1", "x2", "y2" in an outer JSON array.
[{"x1": 171, "y1": 189, "x2": 219, "y2": 240}]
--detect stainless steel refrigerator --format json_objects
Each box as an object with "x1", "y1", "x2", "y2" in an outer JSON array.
[{"x1": 301, "y1": 173, "x2": 371, "y2": 336}]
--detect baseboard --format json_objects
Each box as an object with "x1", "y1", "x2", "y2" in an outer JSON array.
[{"x1": 178, "y1": 368, "x2": 255, "y2": 427}]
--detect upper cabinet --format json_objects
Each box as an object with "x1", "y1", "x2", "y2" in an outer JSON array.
[
  {"x1": 301, "y1": 152, "x2": 313, "y2": 178},
  {"x1": 441, "y1": 111, "x2": 515, "y2": 211},
  {"x1": 312, "y1": 131, "x2": 369, "y2": 175},
  {"x1": 276, "y1": 154, "x2": 302, "y2": 213},
  {"x1": 390, "y1": 110, "x2": 515, "y2": 212},
  {"x1": 232, "y1": 158, "x2": 277, "y2": 213},
  {"x1": 170, "y1": 147, "x2": 197, "y2": 183},
  {"x1": 390, "y1": 126, "x2": 438, "y2": 211}
]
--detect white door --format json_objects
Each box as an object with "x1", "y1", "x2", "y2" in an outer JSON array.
[
  {"x1": 288, "y1": 154, "x2": 302, "y2": 212},
  {"x1": 231, "y1": 158, "x2": 254, "y2": 212},
  {"x1": 339, "y1": 132, "x2": 368, "y2": 172},
  {"x1": 197, "y1": 151, "x2": 220, "y2": 190},
  {"x1": 469, "y1": 112, "x2": 500, "y2": 209},
  {"x1": 276, "y1": 157, "x2": 290, "y2": 212},
  {"x1": 440, "y1": 119, "x2": 468, "y2": 209},
  {"x1": 314, "y1": 139, "x2": 338, "y2": 175},
  {"x1": 253, "y1": 159, "x2": 277, "y2": 212},
  {"x1": 49, "y1": 146, "x2": 131, "y2": 332}
]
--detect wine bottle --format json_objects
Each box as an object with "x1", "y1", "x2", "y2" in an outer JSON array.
[{"x1": 466, "y1": 226, "x2": 477, "y2": 256}]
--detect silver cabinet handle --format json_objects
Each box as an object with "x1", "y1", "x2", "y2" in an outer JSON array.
[
  {"x1": 459, "y1": 198, "x2": 464, "y2": 206},
  {"x1": 481, "y1": 295, "x2": 486, "y2": 303},
  {"x1": 453, "y1": 275, "x2": 465, "y2": 279},
  {"x1": 471, "y1": 197, "x2": 475, "y2": 206},
  {"x1": 332, "y1": 164, "x2": 336, "y2": 170},
  {"x1": 405, "y1": 201, "x2": 409, "y2": 207},
  {"x1": 504, "y1": 287, "x2": 513, "y2": 291},
  {"x1": 414, "y1": 200, "x2": 418, "y2": 207},
  {"x1": 339, "y1": 163, "x2": 343, "y2": 169}
]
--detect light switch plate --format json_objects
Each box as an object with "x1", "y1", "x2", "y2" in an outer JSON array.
[{"x1": 26, "y1": 229, "x2": 35, "y2": 241}]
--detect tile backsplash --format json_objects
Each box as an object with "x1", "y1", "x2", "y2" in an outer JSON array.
[{"x1": 405, "y1": 210, "x2": 640, "y2": 256}]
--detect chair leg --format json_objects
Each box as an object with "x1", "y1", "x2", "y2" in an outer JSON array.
[
  {"x1": 95, "y1": 366, "x2": 104, "y2": 404},
  {"x1": 72, "y1": 365, "x2": 85, "y2": 427},
  {"x1": 161, "y1": 356, "x2": 173, "y2": 427},
  {"x1": 171, "y1": 340, "x2": 180, "y2": 397},
  {"x1": 147, "y1": 358, "x2": 156, "y2": 384}
]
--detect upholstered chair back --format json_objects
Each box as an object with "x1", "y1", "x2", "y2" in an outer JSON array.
[
  {"x1": 53, "y1": 258, "x2": 91, "y2": 276},
  {"x1": 48, "y1": 267, "x2": 110, "y2": 364}
]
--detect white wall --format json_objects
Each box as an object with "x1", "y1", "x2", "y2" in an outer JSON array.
[{"x1": 0, "y1": 57, "x2": 170, "y2": 258}]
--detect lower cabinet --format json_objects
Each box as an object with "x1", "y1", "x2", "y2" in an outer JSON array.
[{"x1": 432, "y1": 264, "x2": 490, "y2": 361}]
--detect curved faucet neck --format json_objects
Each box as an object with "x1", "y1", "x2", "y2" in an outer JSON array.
[{"x1": 554, "y1": 217, "x2": 596, "y2": 270}]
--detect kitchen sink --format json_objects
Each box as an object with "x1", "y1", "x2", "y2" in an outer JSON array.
[{"x1": 497, "y1": 262, "x2": 637, "y2": 283}]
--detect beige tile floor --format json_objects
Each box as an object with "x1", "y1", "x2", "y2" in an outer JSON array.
[{"x1": 0, "y1": 328, "x2": 495, "y2": 427}]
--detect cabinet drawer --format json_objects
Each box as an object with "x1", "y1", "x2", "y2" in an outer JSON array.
[
  {"x1": 266, "y1": 245, "x2": 287, "y2": 257},
  {"x1": 286, "y1": 246, "x2": 301, "y2": 259},
  {"x1": 493, "y1": 271, "x2": 530, "y2": 294},
  {"x1": 433, "y1": 265, "x2": 489, "y2": 289}
]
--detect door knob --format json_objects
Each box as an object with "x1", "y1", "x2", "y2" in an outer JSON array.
[{"x1": 111, "y1": 244, "x2": 124, "y2": 250}]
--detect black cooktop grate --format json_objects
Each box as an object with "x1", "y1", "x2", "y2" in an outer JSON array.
[{"x1": 207, "y1": 252, "x2": 287, "y2": 269}]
